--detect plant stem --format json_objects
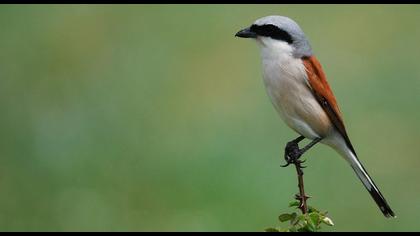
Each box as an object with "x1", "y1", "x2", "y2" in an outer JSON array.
[{"x1": 294, "y1": 161, "x2": 308, "y2": 214}]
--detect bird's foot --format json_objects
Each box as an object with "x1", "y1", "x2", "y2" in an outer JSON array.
[{"x1": 281, "y1": 141, "x2": 305, "y2": 168}]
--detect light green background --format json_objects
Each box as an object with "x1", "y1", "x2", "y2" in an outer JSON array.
[{"x1": 0, "y1": 4, "x2": 419, "y2": 232}]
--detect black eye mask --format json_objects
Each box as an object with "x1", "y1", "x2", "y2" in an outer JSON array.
[{"x1": 250, "y1": 24, "x2": 294, "y2": 44}]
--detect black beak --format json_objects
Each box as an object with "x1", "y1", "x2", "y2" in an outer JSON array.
[{"x1": 235, "y1": 27, "x2": 257, "y2": 38}]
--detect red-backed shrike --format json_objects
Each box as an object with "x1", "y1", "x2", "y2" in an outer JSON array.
[{"x1": 235, "y1": 15, "x2": 395, "y2": 218}]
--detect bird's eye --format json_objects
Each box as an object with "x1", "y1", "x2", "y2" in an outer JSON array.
[{"x1": 250, "y1": 24, "x2": 293, "y2": 44}]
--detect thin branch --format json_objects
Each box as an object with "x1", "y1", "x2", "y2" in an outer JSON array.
[{"x1": 294, "y1": 161, "x2": 309, "y2": 214}]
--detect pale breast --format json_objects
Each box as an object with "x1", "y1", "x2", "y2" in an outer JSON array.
[{"x1": 261, "y1": 53, "x2": 331, "y2": 139}]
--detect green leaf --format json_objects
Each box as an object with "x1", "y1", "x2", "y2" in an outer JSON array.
[
  {"x1": 308, "y1": 212, "x2": 320, "y2": 228},
  {"x1": 289, "y1": 200, "x2": 300, "y2": 207},
  {"x1": 264, "y1": 227, "x2": 280, "y2": 232},
  {"x1": 308, "y1": 205, "x2": 319, "y2": 213},
  {"x1": 291, "y1": 216, "x2": 300, "y2": 225},
  {"x1": 288, "y1": 226, "x2": 298, "y2": 232},
  {"x1": 297, "y1": 214, "x2": 306, "y2": 222},
  {"x1": 305, "y1": 215, "x2": 317, "y2": 232},
  {"x1": 278, "y1": 213, "x2": 293, "y2": 222},
  {"x1": 278, "y1": 227, "x2": 291, "y2": 232},
  {"x1": 292, "y1": 215, "x2": 307, "y2": 231},
  {"x1": 306, "y1": 224, "x2": 317, "y2": 232},
  {"x1": 289, "y1": 212, "x2": 297, "y2": 223},
  {"x1": 297, "y1": 225, "x2": 311, "y2": 232}
]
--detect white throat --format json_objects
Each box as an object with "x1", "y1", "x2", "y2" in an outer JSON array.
[
  {"x1": 257, "y1": 37, "x2": 302, "y2": 84},
  {"x1": 257, "y1": 37, "x2": 294, "y2": 63}
]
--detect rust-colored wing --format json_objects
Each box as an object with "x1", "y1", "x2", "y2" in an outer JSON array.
[{"x1": 302, "y1": 56, "x2": 356, "y2": 155}]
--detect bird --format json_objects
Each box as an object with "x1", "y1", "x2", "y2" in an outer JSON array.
[{"x1": 235, "y1": 15, "x2": 395, "y2": 218}]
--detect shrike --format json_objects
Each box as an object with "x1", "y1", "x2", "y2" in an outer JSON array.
[{"x1": 235, "y1": 15, "x2": 395, "y2": 218}]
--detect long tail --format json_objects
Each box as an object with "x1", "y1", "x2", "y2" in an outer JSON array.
[{"x1": 345, "y1": 150, "x2": 395, "y2": 218}]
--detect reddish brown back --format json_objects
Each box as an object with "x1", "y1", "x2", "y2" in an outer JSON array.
[{"x1": 303, "y1": 56, "x2": 356, "y2": 155}]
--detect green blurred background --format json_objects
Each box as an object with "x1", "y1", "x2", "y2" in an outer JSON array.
[{"x1": 0, "y1": 4, "x2": 419, "y2": 232}]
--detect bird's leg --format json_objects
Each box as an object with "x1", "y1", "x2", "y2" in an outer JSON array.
[{"x1": 281, "y1": 137, "x2": 322, "y2": 167}]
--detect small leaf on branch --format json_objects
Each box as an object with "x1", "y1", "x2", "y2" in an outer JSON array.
[
  {"x1": 290, "y1": 212, "x2": 297, "y2": 223},
  {"x1": 278, "y1": 213, "x2": 293, "y2": 222},
  {"x1": 264, "y1": 227, "x2": 280, "y2": 232},
  {"x1": 308, "y1": 205, "x2": 319, "y2": 213},
  {"x1": 289, "y1": 200, "x2": 300, "y2": 207}
]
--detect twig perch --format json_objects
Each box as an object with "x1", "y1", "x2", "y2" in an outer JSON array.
[{"x1": 294, "y1": 160, "x2": 309, "y2": 214}]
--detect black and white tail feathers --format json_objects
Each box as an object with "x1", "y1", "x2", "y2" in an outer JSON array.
[{"x1": 346, "y1": 149, "x2": 395, "y2": 218}]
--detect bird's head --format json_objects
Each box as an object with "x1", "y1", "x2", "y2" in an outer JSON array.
[{"x1": 235, "y1": 15, "x2": 313, "y2": 58}]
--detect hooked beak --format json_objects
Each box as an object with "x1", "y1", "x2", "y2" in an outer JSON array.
[{"x1": 235, "y1": 27, "x2": 257, "y2": 38}]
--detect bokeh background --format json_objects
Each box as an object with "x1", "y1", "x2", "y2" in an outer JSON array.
[{"x1": 0, "y1": 4, "x2": 419, "y2": 232}]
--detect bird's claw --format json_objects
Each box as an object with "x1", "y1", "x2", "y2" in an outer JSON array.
[
  {"x1": 281, "y1": 142, "x2": 304, "y2": 167},
  {"x1": 281, "y1": 155, "x2": 304, "y2": 167},
  {"x1": 298, "y1": 160, "x2": 307, "y2": 168},
  {"x1": 280, "y1": 162, "x2": 291, "y2": 167}
]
